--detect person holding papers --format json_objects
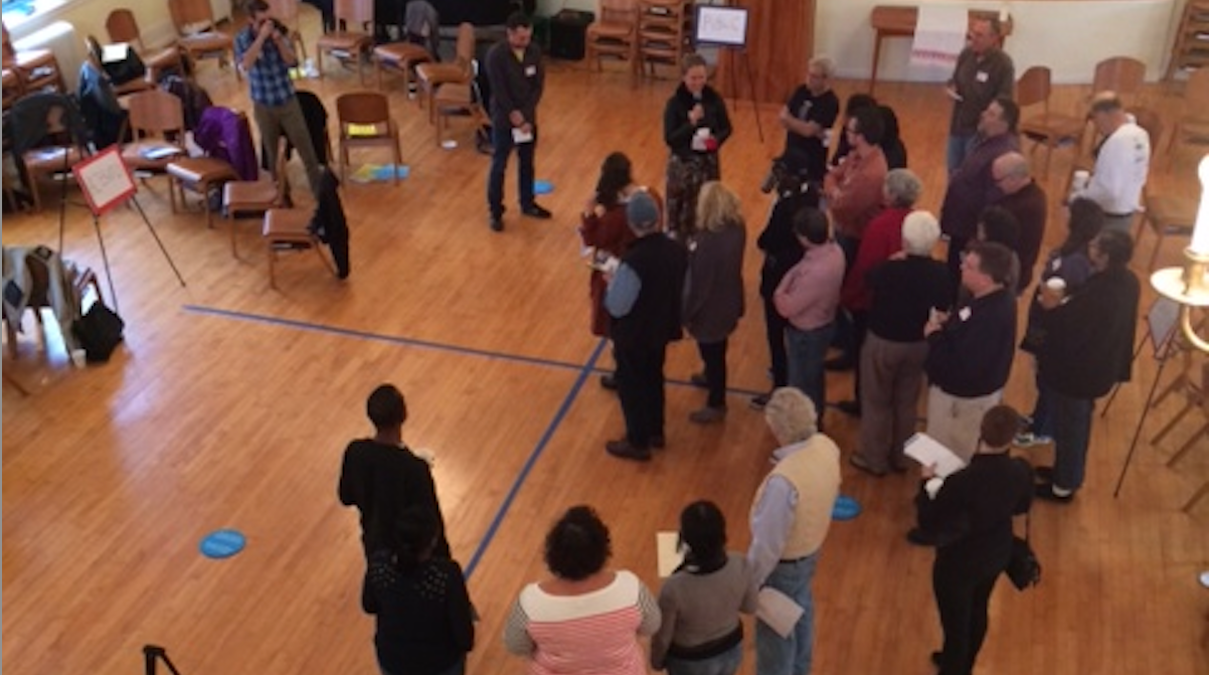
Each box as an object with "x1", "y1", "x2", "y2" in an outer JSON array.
[
  {"x1": 486, "y1": 12, "x2": 550, "y2": 233},
  {"x1": 747, "y1": 388, "x2": 841, "y2": 675},
  {"x1": 914, "y1": 405, "x2": 1033, "y2": 675},
  {"x1": 651, "y1": 501, "x2": 757, "y2": 675}
]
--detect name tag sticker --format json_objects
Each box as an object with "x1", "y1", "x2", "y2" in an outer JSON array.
[
  {"x1": 958, "y1": 307, "x2": 972, "y2": 322},
  {"x1": 525, "y1": 65, "x2": 537, "y2": 76},
  {"x1": 975, "y1": 71, "x2": 989, "y2": 83}
]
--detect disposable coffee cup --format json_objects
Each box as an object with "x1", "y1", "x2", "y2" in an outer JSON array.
[
  {"x1": 1072, "y1": 170, "x2": 1090, "y2": 191},
  {"x1": 70, "y1": 349, "x2": 87, "y2": 368},
  {"x1": 1045, "y1": 278, "x2": 1067, "y2": 293}
]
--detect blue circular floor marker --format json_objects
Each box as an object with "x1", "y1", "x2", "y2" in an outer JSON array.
[
  {"x1": 832, "y1": 495, "x2": 861, "y2": 521},
  {"x1": 534, "y1": 179, "x2": 554, "y2": 195},
  {"x1": 200, "y1": 529, "x2": 246, "y2": 559}
]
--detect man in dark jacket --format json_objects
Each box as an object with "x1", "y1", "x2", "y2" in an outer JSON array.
[
  {"x1": 604, "y1": 191, "x2": 688, "y2": 461},
  {"x1": 1034, "y1": 229, "x2": 1140, "y2": 502},
  {"x1": 485, "y1": 12, "x2": 550, "y2": 232}
]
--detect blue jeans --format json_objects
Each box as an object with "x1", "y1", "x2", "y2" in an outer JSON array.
[
  {"x1": 1052, "y1": 390, "x2": 1094, "y2": 491},
  {"x1": 787, "y1": 322, "x2": 834, "y2": 419},
  {"x1": 756, "y1": 553, "x2": 818, "y2": 675},
  {"x1": 1029, "y1": 373, "x2": 1054, "y2": 439},
  {"x1": 946, "y1": 134, "x2": 973, "y2": 174},
  {"x1": 487, "y1": 123, "x2": 537, "y2": 218},
  {"x1": 666, "y1": 642, "x2": 743, "y2": 675}
]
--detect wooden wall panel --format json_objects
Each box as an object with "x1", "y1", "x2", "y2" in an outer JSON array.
[{"x1": 714, "y1": 0, "x2": 815, "y2": 105}]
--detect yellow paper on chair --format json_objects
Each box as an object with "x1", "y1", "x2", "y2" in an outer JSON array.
[{"x1": 346, "y1": 123, "x2": 378, "y2": 137}]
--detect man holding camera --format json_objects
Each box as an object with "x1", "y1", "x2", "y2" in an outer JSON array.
[{"x1": 235, "y1": 0, "x2": 322, "y2": 194}]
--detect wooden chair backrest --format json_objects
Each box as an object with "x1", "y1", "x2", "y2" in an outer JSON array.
[
  {"x1": 454, "y1": 22, "x2": 474, "y2": 67},
  {"x1": 334, "y1": 0, "x2": 374, "y2": 30},
  {"x1": 127, "y1": 89, "x2": 185, "y2": 138},
  {"x1": 168, "y1": 0, "x2": 217, "y2": 34},
  {"x1": 1184, "y1": 67, "x2": 1209, "y2": 113},
  {"x1": 105, "y1": 9, "x2": 143, "y2": 48},
  {"x1": 600, "y1": 0, "x2": 638, "y2": 24},
  {"x1": 1092, "y1": 57, "x2": 1145, "y2": 98},
  {"x1": 1015, "y1": 66, "x2": 1050, "y2": 109},
  {"x1": 336, "y1": 91, "x2": 391, "y2": 127}
]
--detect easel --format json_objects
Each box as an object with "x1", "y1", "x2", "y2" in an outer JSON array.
[
  {"x1": 724, "y1": 47, "x2": 764, "y2": 144},
  {"x1": 143, "y1": 644, "x2": 183, "y2": 675},
  {"x1": 1110, "y1": 297, "x2": 1181, "y2": 498},
  {"x1": 72, "y1": 146, "x2": 187, "y2": 314},
  {"x1": 695, "y1": 1, "x2": 764, "y2": 143}
]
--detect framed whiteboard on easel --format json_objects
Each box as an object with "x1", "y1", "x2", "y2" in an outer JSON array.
[{"x1": 73, "y1": 146, "x2": 136, "y2": 216}]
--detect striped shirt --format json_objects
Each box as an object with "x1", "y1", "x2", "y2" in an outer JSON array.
[{"x1": 503, "y1": 570, "x2": 661, "y2": 675}]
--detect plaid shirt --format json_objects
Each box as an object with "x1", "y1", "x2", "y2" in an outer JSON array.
[{"x1": 235, "y1": 26, "x2": 295, "y2": 107}]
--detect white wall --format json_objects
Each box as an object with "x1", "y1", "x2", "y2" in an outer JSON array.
[{"x1": 539, "y1": 0, "x2": 1181, "y2": 84}]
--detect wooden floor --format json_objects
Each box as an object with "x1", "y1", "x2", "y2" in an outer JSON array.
[{"x1": 4, "y1": 14, "x2": 1208, "y2": 675}]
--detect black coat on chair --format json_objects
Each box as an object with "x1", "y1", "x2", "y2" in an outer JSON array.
[{"x1": 308, "y1": 167, "x2": 349, "y2": 278}]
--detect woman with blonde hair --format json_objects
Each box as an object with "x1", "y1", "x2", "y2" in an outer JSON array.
[{"x1": 683, "y1": 181, "x2": 746, "y2": 423}]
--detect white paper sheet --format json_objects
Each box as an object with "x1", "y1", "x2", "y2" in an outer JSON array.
[
  {"x1": 756, "y1": 587, "x2": 804, "y2": 638},
  {"x1": 656, "y1": 531, "x2": 683, "y2": 578},
  {"x1": 904, "y1": 432, "x2": 966, "y2": 478}
]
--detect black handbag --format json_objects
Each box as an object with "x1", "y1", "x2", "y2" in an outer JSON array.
[
  {"x1": 1005, "y1": 513, "x2": 1042, "y2": 590},
  {"x1": 72, "y1": 301, "x2": 125, "y2": 363}
]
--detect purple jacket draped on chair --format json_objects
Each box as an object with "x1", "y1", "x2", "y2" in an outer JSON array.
[{"x1": 194, "y1": 107, "x2": 258, "y2": 181}]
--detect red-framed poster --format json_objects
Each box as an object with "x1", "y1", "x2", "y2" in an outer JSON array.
[{"x1": 73, "y1": 145, "x2": 137, "y2": 216}]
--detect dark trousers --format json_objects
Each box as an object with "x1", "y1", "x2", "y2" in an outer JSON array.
[
  {"x1": 832, "y1": 234, "x2": 861, "y2": 360},
  {"x1": 762, "y1": 297, "x2": 790, "y2": 389},
  {"x1": 487, "y1": 123, "x2": 536, "y2": 218},
  {"x1": 946, "y1": 235, "x2": 969, "y2": 296},
  {"x1": 615, "y1": 344, "x2": 666, "y2": 448},
  {"x1": 933, "y1": 556, "x2": 1000, "y2": 675},
  {"x1": 1052, "y1": 390, "x2": 1095, "y2": 491},
  {"x1": 697, "y1": 339, "x2": 728, "y2": 408},
  {"x1": 850, "y1": 310, "x2": 868, "y2": 402}
]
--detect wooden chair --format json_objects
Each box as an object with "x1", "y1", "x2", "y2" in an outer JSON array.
[
  {"x1": 2, "y1": 23, "x2": 65, "y2": 94},
  {"x1": 2, "y1": 251, "x2": 102, "y2": 360},
  {"x1": 432, "y1": 77, "x2": 485, "y2": 146},
  {"x1": 1135, "y1": 185, "x2": 1197, "y2": 271},
  {"x1": 167, "y1": 0, "x2": 239, "y2": 81},
  {"x1": 373, "y1": 38, "x2": 432, "y2": 94},
  {"x1": 105, "y1": 9, "x2": 188, "y2": 82},
  {"x1": 262, "y1": 207, "x2": 335, "y2": 288},
  {"x1": 414, "y1": 23, "x2": 474, "y2": 122},
  {"x1": 85, "y1": 35, "x2": 154, "y2": 97},
  {"x1": 335, "y1": 91, "x2": 403, "y2": 184},
  {"x1": 585, "y1": 0, "x2": 638, "y2": 72},
  {"x1": 120, "y1": 89, "x2": 187, "y2": 181},
  {"x1": 223, "y1": 139, "x2": 289, "y2": 258},
  {"x1": 165, "y1": 108, "x2": 247, "y2": 229},
  {"x1": 315, "y1": 0, "x2": 374, "y2": 85},
  {"x1": 636, "y1": 0, "x2": 690, "y2": 78},
  {"x1": 1165, "y1": 67, "x2": 1209, "y2": 171},
  {"x1": 1092, "y1": 56, "x2": 1147, "y2": 103},
  {"x1": 266, "y1": 0, "x2": 308, "y2": 62},
  {"x1": 1016, "y1": 66, "x2": 1086, "y2": 178},
  {"x1": 10, "y1": 97, "x2": 86, "y2": 213}
]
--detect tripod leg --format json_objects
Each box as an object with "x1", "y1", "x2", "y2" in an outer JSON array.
[
  {"x1": 1113, "y1": 355, "x2": 1170, "y2": 498},
  {"x1": 743, "y1": 50, "x2": 764, "y2": 144},
  {"x1": 58, "y1": 145, "x2": 71, "y2": 255},
  {"x1": 92, "y1": 216, "x2": 120, "y2": 315},
  {"x1": 129, "y1": 195, "x2": 187, "y2": 288}
]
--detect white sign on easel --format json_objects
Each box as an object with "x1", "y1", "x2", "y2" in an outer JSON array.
[{"x1": 73, "y1": 145, "x2": 137, "y2": 216}]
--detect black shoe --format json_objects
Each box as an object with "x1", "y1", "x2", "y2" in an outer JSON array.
[
  {"x1": 600, "y1": 373, "x2": 617, "y2": 390},
  {"x1": 1035, "y1": 481, "x2": 1074, "y2": 503},
  {"x1": 836, "y1": 400, "x2": 862, "y2": 417},
  {"x1": 522, "y1": 203, "x2": 552, "y2": 219},
  {"x1": 606, "y1": 439, "x2": 651, "y2": 461},
  {"x1": 689, "y1": 371, "x2": 708, "y2": 388},
  {"x1": 824, "y1": 356, "x2": 854, "y2": 372},
  {"x1": 651, "y1": 435, "x2": 666, "y2": 449},
  {"x1": 1033, "y1": 465, "x2": 1054, "y2": 481},
  {"x1": 906, "y1": 528, "x2": 937, "y2": 547},
  {"x1": 489, "y1": 215, "x2": 504, "y2": 232},
  {"x1": 930, "y1": 651, "x2": 943, "y2": 667}
]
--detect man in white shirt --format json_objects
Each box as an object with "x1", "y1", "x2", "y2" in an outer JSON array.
[{"x1": 1072, "y1": 92, "x2": 1150, "y2": 234}]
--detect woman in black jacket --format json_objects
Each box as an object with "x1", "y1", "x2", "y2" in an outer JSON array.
[
  {"x1": 663, "y1": 53, "x2": 732, "y2": 240},
  {"x1": 915, "y1": 405, "x2": 1033, "y2": 675}
]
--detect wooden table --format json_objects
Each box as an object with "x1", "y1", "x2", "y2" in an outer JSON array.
[{"x1": 869, "y1": 5, "x2": 1013, "y2": 92}]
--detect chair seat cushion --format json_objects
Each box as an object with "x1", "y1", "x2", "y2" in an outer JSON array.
[
  {"x1": 263, "y1": 207, "x2": 313, "y2": 239},
  {"x1": 179, "y1": 32, "x2": 233, "y2": 52},
  {"x1": 374, "y1": 43, "x2": 431, "y2": 63},
  {"x1": 23, "y1": 146, "x2": 82, "y2": 171},
  {"x1": 317, "y1": 33, "x2": 371, "y2": 51},
  {"x1": 224, "y1": 179, "x2": 277, "y2": 210},
  {"x1": 122, "y1": 142, "x2": 184, "y2": 170},
  {"x1": 167, "y1": 157, "x2": 238, "y2": 183}
]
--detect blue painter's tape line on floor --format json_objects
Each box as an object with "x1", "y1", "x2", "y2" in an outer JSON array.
[{"x1": 463, "y1": 338, "x2": 607, "y2": 579}]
